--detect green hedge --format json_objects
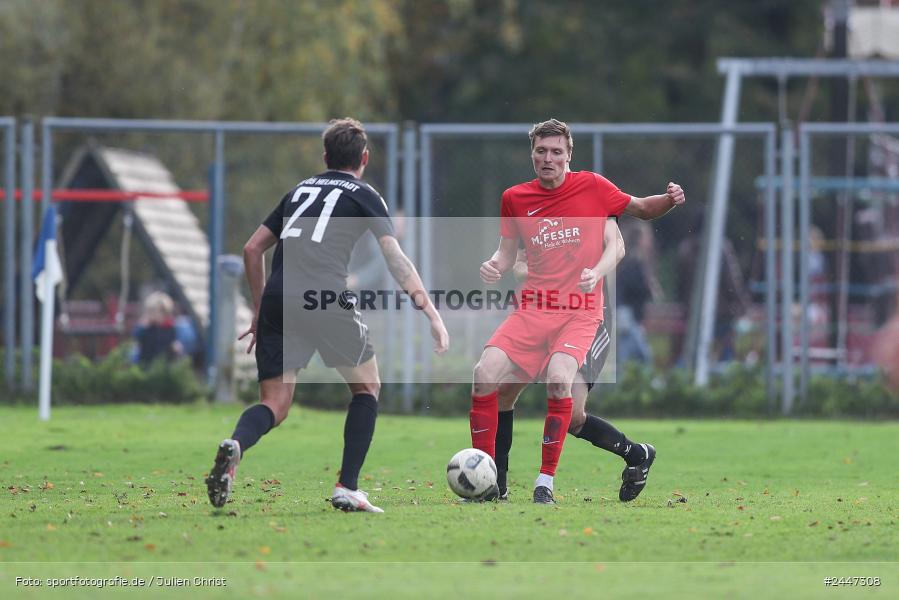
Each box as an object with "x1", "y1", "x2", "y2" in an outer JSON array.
[
  {"x1": 238, "y1": 362, "x2": 899, "y2": 419},
  {"x1": 1, "y1": 348, "x2": 206, "y2": 404},
  {"x1": 3, "y1": 349, "x2": 897, "y2": 418}
]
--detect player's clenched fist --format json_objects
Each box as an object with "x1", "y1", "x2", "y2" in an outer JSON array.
[
  {"x1": 666, "y1": 182, "x2": 685, "y2": 207},
  {"x1": 578, "y1": 267, "x2": 599, "y2": 293},
  {"x1": 480, "y1": 259, "x2": 503, "y2": 284}
]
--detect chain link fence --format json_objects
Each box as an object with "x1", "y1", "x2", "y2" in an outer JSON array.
[{"x1": 418, "y1": 124, "x2": 777, "y2": 395}]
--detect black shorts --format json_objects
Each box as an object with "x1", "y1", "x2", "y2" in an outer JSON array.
[
  {"x1": 581, "y1": 320, "x2": 611, "y2": 391},
  {"x1": 255, "y1": 294, "x2": 374, "y2": 382}
]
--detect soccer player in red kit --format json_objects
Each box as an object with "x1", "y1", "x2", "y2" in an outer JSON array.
[{"x1": 472, "y1": 118, "x2": 685, "y2": 503}]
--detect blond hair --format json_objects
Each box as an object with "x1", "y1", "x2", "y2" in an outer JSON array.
[{"x1": 142, "y1": 291, "x2": 174, "y2": 323}]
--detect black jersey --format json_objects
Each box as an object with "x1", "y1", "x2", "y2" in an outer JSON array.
[{"x1": 261, "y1": 170, "x2": 394, "y2": 298}]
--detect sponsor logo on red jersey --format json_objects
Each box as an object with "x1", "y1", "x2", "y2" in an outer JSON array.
[{"x1": 529, "y1": 217, "x2": 581, "y2": 250}]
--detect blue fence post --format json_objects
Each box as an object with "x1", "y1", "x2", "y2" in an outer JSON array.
[
  {"x1": 2, "y1": 118, "x2": 16, "y2": 390},
  {"x1": 206, "y1": 129, "x2": 226, "y2": 387},
  {"x1": 20, "y1": 119, "x2": 35, "y2": 392}
]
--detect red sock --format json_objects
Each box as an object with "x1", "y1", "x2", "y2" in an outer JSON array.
[
  {"x1": 470, "y1": 391, "x2": 498, "y2": 459},
  {"x1": 540, "y1": 397, "x2": 573, "y2": 476}
]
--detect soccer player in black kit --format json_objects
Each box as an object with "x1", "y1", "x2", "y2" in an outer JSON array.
[{"x1": 206, "y1": 118, "x2": 449, "y2": 513}]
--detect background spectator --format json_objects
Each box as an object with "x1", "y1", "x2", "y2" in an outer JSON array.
[{"x1": 132, "y1": 291, "x2": 183, "y2": 365}]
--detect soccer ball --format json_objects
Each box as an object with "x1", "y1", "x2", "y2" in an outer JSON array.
[{"x1": 446, "y1": 448, "x2": 498, "y2": 500}]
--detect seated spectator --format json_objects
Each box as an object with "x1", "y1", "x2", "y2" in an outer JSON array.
[{"x1": 133, "y1": 291, "x2": 183, "y2": 365}]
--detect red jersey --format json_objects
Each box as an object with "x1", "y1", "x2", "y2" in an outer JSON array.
[{"x1": 500, "y1": 171, "x2": 631, "y2": 319}]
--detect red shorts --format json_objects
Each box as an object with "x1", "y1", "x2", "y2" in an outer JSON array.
[{"x1": 486, "y1": 309, "x2": 601, "y2": 380}]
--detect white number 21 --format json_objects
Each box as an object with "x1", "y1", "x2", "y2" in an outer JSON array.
[{"x1": 280, "y1": 185, "x2": 342, "y2": 243}]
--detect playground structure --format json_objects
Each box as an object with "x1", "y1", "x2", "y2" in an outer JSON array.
[{"x1": 711, "y1": 57, "x2": 899, "y2": 410}]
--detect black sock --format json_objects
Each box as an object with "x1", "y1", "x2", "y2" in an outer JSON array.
[
  {"x1": 231, "y1": 404, "x2": 276, "y2": 454},
  {"x1": 338, "y1": 393, "x2": 378, "y2": 490},
  {"x1": 575, "y1": 414, "x2": 645, "y2": 466},
  {"x1": 494, "y1": 410, "x2": 514, "y2": 491}
]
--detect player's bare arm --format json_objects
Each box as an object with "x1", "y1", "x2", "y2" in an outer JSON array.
[
  {"x1": 240, "y1": 224, "x2": 278, "y2": 353},
  {"x1": 579, "y1": 218, "x2": 625, "y2": 292},
  {"x1": 623, "y1": 181, "x2": 686, "y2": 220},
  {"x1": 378, "y1": 235, "x2": 449, "y2": 354},
  {"x1": 512, "y1": 248, "x2": 528, "y2": 282},
  {"x1": 480, "y1": 237, "x2": 519, "y2": 284}
]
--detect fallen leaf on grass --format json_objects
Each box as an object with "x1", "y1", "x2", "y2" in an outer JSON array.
[
  {"x1": 40, "y1": 481, "x2": 54, "y2": 490},
  {"x1": 46, "y1": 524, "x2": 57, "y2": 531},
  {"x1": 259, "y1": 546, "x2": 271, "y2": 555},
  {"x1": 763, "y1": 487, "x2": 769, "y2": 495},
  {"x1": 255, "y1": 561, "x2": 266, "y2": 572},
  {"x1": 770, "y1": 515, "x2": 783, "y2": 521},
  {"x1": 144, "y1": 544, "x2": 155, "y2": 551},
  {"x1": 0, "y1": 540, "x2": 11, "y2": 547},
  {"x1": 583, "y1": 528, "x2": 594, "y2": 536},
  {"x1": 558, "y1": 529, "x2": 568, "y2": 537},
  {"x1": 808, "y1": 521, "x2": 819, "y2": 527},
  {"x1": 737, "y1": 506, "x2": 745, "y2": 511}
]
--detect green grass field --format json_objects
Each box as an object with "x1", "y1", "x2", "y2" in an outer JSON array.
[{"x1": 1, "y1": 404, "x2": 897, "y2": 599}]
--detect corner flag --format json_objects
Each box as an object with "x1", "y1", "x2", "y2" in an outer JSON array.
[
  {"x1": 33, "y1": 205, "x2": 62, "y2": 421},
  {"x1": 32, "y1": 205, "x2": 63, "y2": 303}
]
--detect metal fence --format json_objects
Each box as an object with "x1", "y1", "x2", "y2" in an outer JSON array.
[
  {"x1": 418, "y1": 123, "x2": 779, "y2": 406},
  {"x1": 794, "y1": 122, "x2": 899, "y2": 408},
  {"x1": 3, "y1": 117, "x2": 899, "y2": 415},
  {"x1": 25, "y1": 119, "x2": 399, "y2": 390}
]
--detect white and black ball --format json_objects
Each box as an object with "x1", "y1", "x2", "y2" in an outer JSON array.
[{"x1": 446, "y1": 448, "x2": 498, "y2": 500}]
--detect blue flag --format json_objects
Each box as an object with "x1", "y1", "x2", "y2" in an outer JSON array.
[{"x1": 32, "y1": 205, "x2": 63, "y2": 303}]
